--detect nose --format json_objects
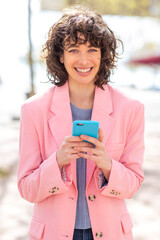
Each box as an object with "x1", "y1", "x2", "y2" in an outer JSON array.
[{"x1": 78, "y1": 52, "x2": 89, "y2": 65}]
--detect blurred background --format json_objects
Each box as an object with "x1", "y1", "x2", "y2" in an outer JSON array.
[{"x1": 0, "y1": 0, "x2": 160, "y2": 239}]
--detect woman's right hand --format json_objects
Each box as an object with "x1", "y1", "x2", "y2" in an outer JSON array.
[{"x1": 56, "y1": 136, "x2": 93, "y2": 170}]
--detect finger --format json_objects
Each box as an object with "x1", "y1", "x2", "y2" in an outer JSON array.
[
  {"x1": 65, "y1": 136, "x2": 83, "y2": 143},
  {"x1": 68, "y1": 140, "x2": 94, "y2": 148},
  {"x1": 69, "y1": 148, "x2": 79, "y2": 154},
  {"x1": 74, "y1": 141, "x2": 94, "y2": 148},
  {"x1": 69, "y1": 153, "x2": 80, "y2": 161},
  {"x1": 98, "y1": 128, "x2": 104, "y2": 142},
  {"x1": 74, "y1": 146, "x2": 96, "y2": 155},
  {"x1": 80, "y1": 134, "x2": 101, "y2": 148},
  {"x1": 78, "y1": 152, "x2": 98, "y2": 161}
]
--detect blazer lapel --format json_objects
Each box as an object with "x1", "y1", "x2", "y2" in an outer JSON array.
[
  {"x1": 48, "y1": 82, "x2": 77, "y2": 187},
  {"x1": 86, "y1": 85, "x2": 116, "y2": 186},
  {"x1": 48, "y1": 82, "x2": 73, "y2": 148},
  {"x1": 92, "y1": 85, "x2": 116, "y2": 143}
]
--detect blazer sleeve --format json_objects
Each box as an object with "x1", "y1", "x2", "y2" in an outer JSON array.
[
  {"x1": 17, "y1": 103, "x2": 71, "y2": 203},
  {"x1": 94, "y1": 102, "x2": 145, "y2": 199}
]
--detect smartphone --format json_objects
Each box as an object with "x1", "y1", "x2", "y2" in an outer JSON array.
[{"x1": 72, "y1": 120, "x2": 99, "y2": 146}]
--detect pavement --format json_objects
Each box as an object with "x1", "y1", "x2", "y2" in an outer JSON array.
[{"x1": 0, "y1": 86, "x2": 160, "y2": 240}]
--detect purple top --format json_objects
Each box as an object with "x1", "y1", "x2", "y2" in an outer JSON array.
[{"x1": 70, "y1": 102, "x2": 92, "y2": 229}]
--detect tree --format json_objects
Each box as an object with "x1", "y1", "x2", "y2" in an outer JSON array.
[
  {"x1": 28, "y1": 0, "x2": 35, "y2": 97},
  {"x1": 65, "y1": 0, "x2": 152, "y2": 16}
]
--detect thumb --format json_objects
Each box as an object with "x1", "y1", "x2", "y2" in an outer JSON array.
[{"x1": 98, "y1": 128, "x2": 104, "y2": 142}]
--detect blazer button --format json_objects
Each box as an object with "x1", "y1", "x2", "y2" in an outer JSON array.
[
  {"x1": 49, "y1": 186, "x2": 59, "y2": 194},
  {"x1": 88, "y1": 194, "x2": 96, "y2": 201},
  {"x1": 110, "y1": 189, "x2": 115, "y2": 194},
  {"x1": 96, "y1": 232, "x2": 103, "y2": 238}
]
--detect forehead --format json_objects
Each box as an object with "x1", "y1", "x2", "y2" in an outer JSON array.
[{"x1": 64, "y1": 33, "x2": 99, "y2": 49}]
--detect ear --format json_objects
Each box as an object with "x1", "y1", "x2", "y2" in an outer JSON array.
[{"x1": 60, "y1": 55, "x2": 64, "y2": 64}]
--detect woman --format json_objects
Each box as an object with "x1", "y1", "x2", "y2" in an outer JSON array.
[{"x1": 18, "y1": 5, "x2": 145, "y2": 240}]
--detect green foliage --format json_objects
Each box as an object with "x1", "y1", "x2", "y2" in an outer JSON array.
[
  {"x1": 66, "y1": 0, "x2": 151, "y2": 16},
  {"x1": 0, "y1": 169, "x2": 10, "y2": 178}
]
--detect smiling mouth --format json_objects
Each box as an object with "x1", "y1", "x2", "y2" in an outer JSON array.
[{"x1": 75, "y1": 67, "x2": 93, "y2": 73}]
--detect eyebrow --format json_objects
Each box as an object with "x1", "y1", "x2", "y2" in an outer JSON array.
[
  {"x1": 66, "y1": 44, "x2": 98, "y2": 49},
  {"x1": 66, "y1": 44, "x2": 78, "y2": 49}
]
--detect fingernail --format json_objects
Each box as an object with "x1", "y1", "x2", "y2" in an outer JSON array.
[{"x1": 80, "y1": 135, "x2": 84, "y2": 138}]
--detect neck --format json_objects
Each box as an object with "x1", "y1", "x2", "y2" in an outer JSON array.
[{"x1": 68, "y1": 81, "x2": 95, "y2": 109}]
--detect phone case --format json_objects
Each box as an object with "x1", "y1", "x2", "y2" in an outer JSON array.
[{"x1": 72, "y1": 120, "x2": 99, "y2": 139}]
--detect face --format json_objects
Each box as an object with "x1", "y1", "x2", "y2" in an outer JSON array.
[{"x1": 61, "y1": 40, "x2": 101, "y2": 87}]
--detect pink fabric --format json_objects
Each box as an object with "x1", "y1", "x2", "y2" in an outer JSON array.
[
  {"x1": 17, "y1": 82, "x2": 145, "y2": 240},
  {"x1": 61, "y1": 166, "x2": 105, "y2": 188}
]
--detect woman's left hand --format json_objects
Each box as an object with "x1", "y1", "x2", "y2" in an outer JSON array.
[{"x1": 74, "y1": 128, "x2": 112, "y2": 180}]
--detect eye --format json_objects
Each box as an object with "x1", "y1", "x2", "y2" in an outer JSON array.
[
  {"x1": 68, "y1": 49, "x2": 78, "y2": 53},
  {"x1": 88, "y1": 48, "x2": 98, "y2": 52}
]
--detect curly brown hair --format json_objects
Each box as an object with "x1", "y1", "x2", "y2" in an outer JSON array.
[{"x1": 42, "y1": 5, "x2": 123, "y2": 89}]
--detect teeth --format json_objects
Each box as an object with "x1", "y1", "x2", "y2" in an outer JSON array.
[{"x1": 76, "y1": 68, "x2": 91, "y2": 73}]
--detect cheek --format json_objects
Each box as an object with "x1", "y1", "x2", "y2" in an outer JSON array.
[
  {"x1": 96, "y1": 59, "x2": 101, "y2": 71},
  {"x1": 63, "y1": 56, "x2": 74, "y2": 69},
  {"x1": 96, "y1": 55, "x2": 101, "y2": 66},
  {"x1": 64, "y1": 62, "x2": 73, "y2": 72}
]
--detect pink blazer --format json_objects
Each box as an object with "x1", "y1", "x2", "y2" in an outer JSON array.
[{"x1": 18, "y1": 82, "x2": 145, "y2": 240}]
